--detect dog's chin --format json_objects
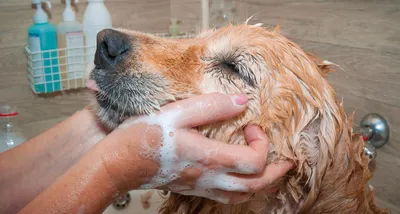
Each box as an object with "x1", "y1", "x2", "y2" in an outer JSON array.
[
  {"x1": 93, "y1": 97, "x2": 174, "y2": 131},
  {"x1": 94, "y1": 106, "x2": 128, "y2": 130}
]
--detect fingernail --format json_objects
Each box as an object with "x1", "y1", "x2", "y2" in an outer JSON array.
[{"x1": 231, "y1": 94, "x2": 248, "y2": 106}]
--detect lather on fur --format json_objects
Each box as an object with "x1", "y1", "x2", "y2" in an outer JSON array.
[{"x1": 89, "y1": 23, "x2": 389, "y2": 213}]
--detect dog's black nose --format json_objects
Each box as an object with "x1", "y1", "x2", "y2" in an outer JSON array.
[{"x1": 95, "y1": 29, "x2": 131, "y2": 68}]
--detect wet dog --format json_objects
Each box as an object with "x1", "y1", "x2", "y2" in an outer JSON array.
[{"x1": 87, "y1": 24, "x2": 389, "y2": 214}]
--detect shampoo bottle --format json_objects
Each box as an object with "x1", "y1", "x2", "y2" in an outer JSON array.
[
  {"x1": 28, "y1": 0, "x2": 60, "y2": 93},
  {"x1": 83, "y1": 0, "x2": 112, "y2": 65},
  {"x1": 169, "y1": 18, "x2": 182, "y2": 37},
  {"x1": 57, "y1": 0, "x2": 85, "y2": 89}
]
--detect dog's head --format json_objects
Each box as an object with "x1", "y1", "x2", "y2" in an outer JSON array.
[{"x1": 87, "y1": 24, "x2": 388, "y2": 213}]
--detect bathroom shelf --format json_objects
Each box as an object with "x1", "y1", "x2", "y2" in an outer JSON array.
[{"x1": 24, "y1": 31, "x2": 196, "y2": 94}]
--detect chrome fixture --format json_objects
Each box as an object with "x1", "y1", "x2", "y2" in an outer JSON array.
[
  {"x1": 112, "y1": 192, "x2": 131, "y2": 210},
  {"x1": 360, "y1": 113, "x2": 390, "y2": 160}
]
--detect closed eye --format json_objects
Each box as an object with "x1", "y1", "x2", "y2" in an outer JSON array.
[
  {"x1": 222, "y1": 61, "x2": 240, "y2": 74},
  {"x1": 221, "y1": 61, "x2": 256, "y2": 87}
]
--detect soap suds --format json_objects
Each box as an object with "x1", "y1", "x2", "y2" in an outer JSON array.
[
  {"x1": 119, "y1": 108, "x2": 250, "y2": 202},
  {"x1": 235, "y1": 162, "x2": 259, "y2": 174},
  {"x1": 180, "y1": 168, "x2": 248, "y2": 202},
  {"x1": 121, "y1": 110, "x2": 182, "y2": 189}
]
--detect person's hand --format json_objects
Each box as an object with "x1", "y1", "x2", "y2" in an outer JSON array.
[{"x1": 98, "y1": 93, "x2": 293, "y2": 204}]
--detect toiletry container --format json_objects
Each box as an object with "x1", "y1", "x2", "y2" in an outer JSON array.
[
  {"x1": 169, "y1": 18, "x2": 182, "y2": 37},
  {"x1": 0, "y1": 105, "x2": 26, "y2": 153},
  {"x1": 209, "y1": 0, "x2": 236, "y2": 29},
  {"x1": 28, "y1": 0, "x2": 60, "y2": 93},
  {"x1": 57, "y1": 0, "x2": 85, "y2": 89},
  {"x1": 83, "y1": 0, "x2": 112, "y2": 65}
]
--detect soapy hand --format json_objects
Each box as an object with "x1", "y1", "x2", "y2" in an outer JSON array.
[{"x1": 100, "y1": 93, "x2": 293, "y2": 204}]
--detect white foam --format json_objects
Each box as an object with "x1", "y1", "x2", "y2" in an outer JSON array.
[
  {"x1": 119, "y1": 108, "x2": 249, "y2": 202},
  {"x1": 121, "y1": 110, "x2": 182, "y2": 189},
  {"x1": 168, "y1": 184, "x2": 191, "y2": 192},
  {"x1": 235, "y1": 162, "x2": 259, "y2": 174}
]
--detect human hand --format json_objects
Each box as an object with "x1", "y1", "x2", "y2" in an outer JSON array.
[{"x1": 99, "y1": 93, "x2": 293, "y2": 204}]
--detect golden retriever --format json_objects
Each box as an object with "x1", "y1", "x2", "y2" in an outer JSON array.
[{"x1": 88, "y1": 24, "x2": 389, "y2": 214}]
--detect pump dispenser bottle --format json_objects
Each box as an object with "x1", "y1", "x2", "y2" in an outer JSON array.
[
  {"x1": 28, "y1": 0, "x2": 60, "y2": 93},
  {"x1": 83, "y1": 0, "x2": 112, "y2": 65},
  {"x1": 57, "y1": 0, "x2": 84, "y2": 89}
]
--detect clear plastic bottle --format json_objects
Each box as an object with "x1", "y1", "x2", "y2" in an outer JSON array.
[
  {"x1": 209, "y1": 0, "x2": 236, "y2": 29},
  {"x1": 0, "y1": 105, "x2": 26, "y2": 153}
]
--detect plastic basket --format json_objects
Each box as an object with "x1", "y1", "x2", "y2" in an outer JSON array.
[{"x1": 24, "y1": 32, "x2": 196, "y2": 94}]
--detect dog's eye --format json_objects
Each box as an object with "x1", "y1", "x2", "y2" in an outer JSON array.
[
  {"x1": 220, "y1": 61, "x2": 255, "y2": 87},
  {"x1": 222, "y1": 61, "x2": 240, "y2": 73}
]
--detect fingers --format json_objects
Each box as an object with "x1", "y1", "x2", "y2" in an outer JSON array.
[
  {"x1": 211, "y1": 189, "x2": 252, "y2": 204},
  {"x1": 180, "y1": 188, "x2": 252, "y2": 204},
  {"x1": 160, "y1": 92, "x2": 248, "y2": 129},
  {"x1": 175, "y1": 131, "x2": 266, "y2": 174},
  {"x1": 179, "y1": 186, "x2": 279, "y2": 205},
  {"x1": 190, "y1": 160, "x2": 292, "y2": 194},
  {"x1": 244, "y1": 124, "x2": 269, "y2": 154},
  {"x1": 225, "y1": 160, "x2": 294, "y2": 192},
  {"x1": 236, "y1": 124, "x2": 269, "y2": 173},
  {"x1": 211, "y1": 185, "x2": 279, "y2": 204}
]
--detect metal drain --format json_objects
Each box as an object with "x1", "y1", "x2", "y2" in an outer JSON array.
[{"x1": 112, "y1": 192, "x2": 131, "y2": 210}]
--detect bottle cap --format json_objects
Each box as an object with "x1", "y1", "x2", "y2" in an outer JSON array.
[
  {"x1": 32, "y1": 0, "x2": 51, "y2": 24},
  {"x1": 63, "y1": 0, "x2": 76, "y2": 21},
  {"x1": 0, "y1": 105, "x2": 18, "y2": 117}
]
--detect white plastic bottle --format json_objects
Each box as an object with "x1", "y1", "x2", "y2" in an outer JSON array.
[
  {"x1": 57, "y1": 0, "x2": 85, "y2": 89},
  {"x1": 83, "y1": 0, "x2": 112, "y2": 65}
]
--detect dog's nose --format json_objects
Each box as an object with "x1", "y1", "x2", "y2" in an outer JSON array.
[{"x1": 95, "y1": 29, "x2": 131, "y2": 68}]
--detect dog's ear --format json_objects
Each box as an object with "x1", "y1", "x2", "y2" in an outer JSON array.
[{"x1": 306, "y1": 52, "x2": 336, "y2": 77}]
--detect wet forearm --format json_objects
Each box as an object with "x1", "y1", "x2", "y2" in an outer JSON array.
[
  {"x1": 18, "y1": 123, "x2": 152, "y2": 214},
  {"x1": 0, "y1": 108, "x2": 106, "y2": 213},
  {"x1": 18, "y1": 141, "x2": 119, "y2": 214}
]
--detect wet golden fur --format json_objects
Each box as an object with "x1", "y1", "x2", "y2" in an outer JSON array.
[{"x1": 113, "y1": 24, "x2": 389, "y2": 213}]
